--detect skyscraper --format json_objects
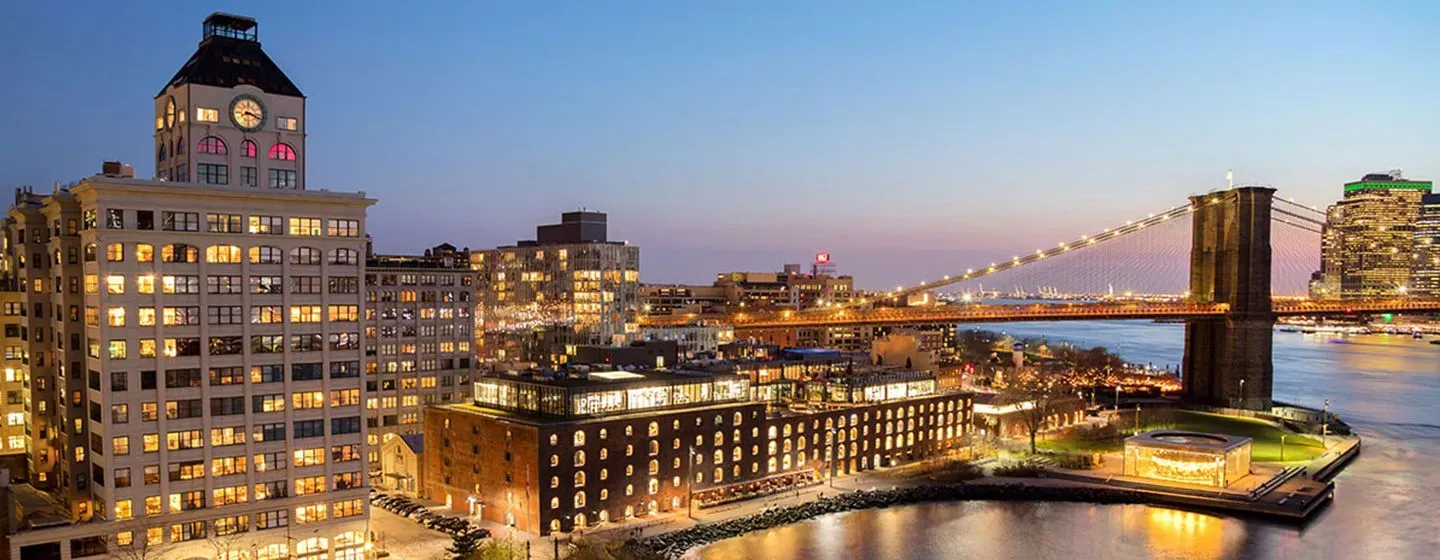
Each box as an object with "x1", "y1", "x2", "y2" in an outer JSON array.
[
  {"x1": 1332, "y1": 171, "x2": 1433, "y2": 299},
  {"x1": 1413, "y1": 193, "x2": 1440, "y2": 298},
  {"x1": 4, "y1": 14, "x2": 375, "y2": 559}
]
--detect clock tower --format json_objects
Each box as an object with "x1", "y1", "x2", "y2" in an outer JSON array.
[{"x1": 154, "y1": 13, "x2": 307, "y2": 189}]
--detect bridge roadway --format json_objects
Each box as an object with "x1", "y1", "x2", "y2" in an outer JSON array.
[{"x1": 637, "y1": 299, "x2": 1440, "y2": 330}]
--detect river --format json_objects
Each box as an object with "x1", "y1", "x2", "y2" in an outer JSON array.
[{"x1": 688, "y1": 321, "x2": 1440, "y2": 560}]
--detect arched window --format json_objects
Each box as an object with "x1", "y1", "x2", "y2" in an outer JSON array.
[
  {"x1": 157, "y1": 144, "x2": 167, "y2": 162},
  {"x1": 573, "y1": 450, "x2": 585, "y2": 467},
  {"x1": 574, "y1": 471, "x2": 585, "y2": 487},
  {"x1": 290, "y1": 247, "x2": 321, "y2": 265},
  {"x1": 549, "y1": 476, "x2": 558, "y2": 489},
  {"x1": 574, "y1": 491, "x2": 586, "y2": 508},
  {"x1": 249, "y1": 246, "x2": 283, "y2": 264},
  {"x1": 268, "y1": 143, "x2": 296, "y2": 161},
  {"x1": 205, "y1": 245, "x2": 242, "y2": 264},
  {"x1": 648, "y1": 460, "x2": 659, "y2": 475},
  {"x1": 733, "y1": 412, "x2": 743, "y2": 426},
  {"x1": 549, "y1": 497, "x2": 559, "y2": 510},
  {"x1": 135, "y1": 243, "x2": 154, "y2": 263},
  {"x1": 648, "y1": 421, "x2": 659, "y2": 437},
  {"x1": 174, "y1": 135, "x2": 185, "y2": 155},
  {"x1": 161, "y1": 244, "x2": 198, "y2": 263},
  {"x1": 242, "y1": 140, "x2": 258, "y2": 158},
  {"x1": 328, "y1": 248, "x2": 359, "y2": 265},
  {"x1": 648, "y1": 441, "x2": 659, "y2": 456},
  {"x1": 197, "y1": 136, "x2": 227, "y2": 154},
  {"x1": 83, "y1": 243, "x2": 97, "y2": 262},
  {"x1": 573, "y1": 431, "x2": 585, "y2": 447}
]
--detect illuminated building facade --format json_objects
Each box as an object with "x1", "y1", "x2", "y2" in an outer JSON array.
[
  {"x1": 1413, "y1": 194, "x2": 1440, "y2": 298},
  {"x1": 4, "y1": 14, "x2": 373, "y2": 560},
  {"x1": 473, "y1": 212, "x2": 640, "y2": 365},
  {"x1": 423, "y1": 368, "x2": 971, "y2": 536},
  {"x1": 365, "y1": 243, "x2": 476, "y2": 483},
  {"x1": 1123, "y1": 431, "x2": 1252, "y2": 489},
  {"x1": 1332, "y1": 172, "x2": 1433, "y2": 299}
]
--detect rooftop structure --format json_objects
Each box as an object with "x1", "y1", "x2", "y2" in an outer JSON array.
[{"x1": 471, "y1": 369, "x2": 749, "y2": 420}]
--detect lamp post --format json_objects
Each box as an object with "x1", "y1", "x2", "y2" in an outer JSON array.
[
  {"x1": 686, "y1": 445, "x2": 696, "y2": 520},
  {"x1": 1238, "y1": 379, "x2": 1246, "y2": 409},
  {"x1": 1322, "y1": 399, "x2": 1330, "y2": 449},
  {"x1": 1280, "y1": 434, "x2": 1286, "y2": 462},
  {"x1": 827, "y1": 427, "x2": 838, "y2": 489}
]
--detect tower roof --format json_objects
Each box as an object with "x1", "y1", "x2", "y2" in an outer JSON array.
[{"x1": 158, "y1": 13, "x2": 303, "y2": 98}]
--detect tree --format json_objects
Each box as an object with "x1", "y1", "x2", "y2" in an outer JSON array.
[
  {"x1": 110, "y1": 525, "x2": 162, "y2": 560},
  {"x1": 207, "y1": 529, "x2": 249, "y2": 560},
  {"x1": 998, "y1": 368, "x2": 1072, "y2": 454}
]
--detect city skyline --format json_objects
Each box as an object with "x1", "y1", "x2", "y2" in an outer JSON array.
[{"x1": 3, "y1": 1, "x2": 1438, "y2": 288}]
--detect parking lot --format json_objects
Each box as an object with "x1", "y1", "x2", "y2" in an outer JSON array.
[
  {"x1": 371, "y1": 506, "x2": 454, "y2": 560},
  {"x1": 370, "y1": 492, "x2": 493, "y2": 559}
]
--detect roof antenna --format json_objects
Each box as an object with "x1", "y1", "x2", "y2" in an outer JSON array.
[{"x1": 1226, "y1": 169, "x2": 1234, "y2": 189}]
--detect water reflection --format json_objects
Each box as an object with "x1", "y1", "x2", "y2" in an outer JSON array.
[{"x1": 689, "y1": 321, "x2": 1440, "y2": 559}]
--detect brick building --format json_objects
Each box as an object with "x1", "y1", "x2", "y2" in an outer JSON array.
[{"x1": 423, "y1": 367, "x2": 970, "y2": 536}]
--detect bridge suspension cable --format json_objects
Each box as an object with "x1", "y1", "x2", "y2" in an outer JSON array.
[{"x1": 872, "y1": 201, "x2": 1198, "y2": 303}]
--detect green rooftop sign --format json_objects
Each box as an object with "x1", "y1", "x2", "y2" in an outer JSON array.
[{"x1": 1343, "y1": 180, "x2": 1433, "y2": 193}]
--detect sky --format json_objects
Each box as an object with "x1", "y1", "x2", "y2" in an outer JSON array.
[{"x1": 1, "y1": 1, "x2": 1436, "y2": 289}]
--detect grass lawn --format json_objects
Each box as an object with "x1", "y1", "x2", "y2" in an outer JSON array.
[{"x1": 1038, "y1": 410, "x2": 1325, "y2": 463}]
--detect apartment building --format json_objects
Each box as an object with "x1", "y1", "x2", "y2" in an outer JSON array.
[
  {"x1": 473, "y1": 212, "x2": 640, "y2": 365},
  {"x1": 5, "y1": 14, "x2": 375, "y2": 560},
  {"x1": 364, "y1": 243, "x2": 476, "y2": 486}
]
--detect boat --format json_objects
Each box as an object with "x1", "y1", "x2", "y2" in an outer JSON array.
[
  {"x1": 1414, "y1": 331, "x2": 1425, "y2": 340},
  {"x1": 1432, "y1": 340, "x2": 1440, "y2": 346}
]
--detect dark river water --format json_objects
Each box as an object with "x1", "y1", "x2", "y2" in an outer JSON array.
[{"x1": 690, "y1": 321, "x2": 1440, "y2": 560}]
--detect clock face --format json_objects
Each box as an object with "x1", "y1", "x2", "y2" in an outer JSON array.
[
  {"x1": 229, "y1": 95, "x2": 266, "y2": 131},
  {"x1": 164, "y1": 98, "x2": 176, "y2": 128}
]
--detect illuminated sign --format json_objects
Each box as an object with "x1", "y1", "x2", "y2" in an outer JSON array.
[{"x1": 815, "y1": 252, "x2": 831, "y2": 264}]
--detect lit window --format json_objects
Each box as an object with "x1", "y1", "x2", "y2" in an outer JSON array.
[
  {"x1": 197, "y1": 136, "x2": 227, "y2": 154},
  {"x1": 277, "y1": 117, "x2": 298, "y2": 131},
  {"x1": 107, "y1": 307, "x2": 125, "y2": 327},
  {"x1": 135, "y1": 243, "x2": 154, "y2": 262},
  {"x1": 205, "y1": 245, "x2": 242, "y2": 264},
  {"x1": 268, "y1": 143, "x2": 297, "y2": 161},
  {"x1": 108, "y1": 340, "x2": 126, "y2": 359},
  {"x1": 106, "y1": 243, "x2": 124, "y2": 262},
  {"x1": 196, "y1": 107, "x2": 219, "y2": 122},
  {"x1": 105, "y1": 275, "x2": 125, "y2": 294}
]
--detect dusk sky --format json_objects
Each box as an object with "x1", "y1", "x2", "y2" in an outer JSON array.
[{"x1": 2, "y1": 1, "x2": 1435, "y2": 289}]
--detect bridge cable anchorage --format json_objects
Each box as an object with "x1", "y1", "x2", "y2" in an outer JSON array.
[{"x1": 867, "y1": 201, "x2": 1199, "y2": 304}]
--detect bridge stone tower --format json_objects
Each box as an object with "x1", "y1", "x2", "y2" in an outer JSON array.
[{"x1": 1183, "y1": 186, "x2": 1276, "y2": 410}]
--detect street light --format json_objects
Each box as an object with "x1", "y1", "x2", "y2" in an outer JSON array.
[
  {"x1": 686, "y1": 445, "x2": 697, "y2": 520},
  {"x1": 827, "y1": 427, "x2": 838, "y2": 489},
  {"x1": 1322, "y1": 399, "x2": 1330, "y2": 449}
]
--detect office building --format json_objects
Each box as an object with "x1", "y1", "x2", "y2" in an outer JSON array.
[
  {"x1": 1311, "y1": 205, "x2": 1343, "y2": 300},
  {"x1": 1413, "y1": 194, "x2": 1440, "y2": 298},
  {"x1": 472, "y1": 212, "x2": 640, "y2": 365},
  {"x1": 5, "y1": 14, "x2": 374, "y2": 560},
  {"x1": 364, "y1": 243, "x2": 476, "y2": 486},
  {"x1": 1333, "y1": 172, "x2": 1433, "y2": 298}
]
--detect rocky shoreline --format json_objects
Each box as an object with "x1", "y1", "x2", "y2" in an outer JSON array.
[{"x1": 632, "y1": 483, "x2": 1150, "y2": 559}]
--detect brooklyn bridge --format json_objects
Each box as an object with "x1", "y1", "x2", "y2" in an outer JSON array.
[{"x1": 640, "y1": 187, "x2": 1440, "y2": 410}]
